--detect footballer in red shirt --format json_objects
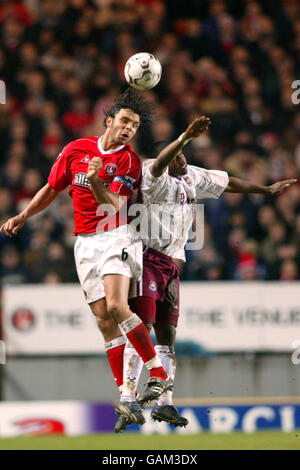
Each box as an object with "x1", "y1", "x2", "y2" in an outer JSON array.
[
  {"x1": 48, "y1": 134, "x2": 141, "y2": 234},
  {"x1": 0, "y1": 88, "x2": 171, "y2": 424}
]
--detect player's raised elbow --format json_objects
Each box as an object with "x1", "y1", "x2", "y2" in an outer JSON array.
[
  {"x1": 150, "y1": 163, "x2": 167, "y2": 178},
  {"x1": 224, "y1": 177, "x2": 235, "y2": 193},
  {"x1": 224, "y1": 183, "x2": 233, "y2": 192}
]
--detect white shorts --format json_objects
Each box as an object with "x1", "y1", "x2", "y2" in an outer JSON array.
[{"x1": 74, "y1": 225, "x2": 143, "y2": 303}]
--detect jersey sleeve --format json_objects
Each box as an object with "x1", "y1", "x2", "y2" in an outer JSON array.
[
  {"x1": 140, "y1": 159, "x2": 169, "y2": 198},
  {"x1": 48, "y1": 144, "x2": 72, "y2": 191},
  {"x1": 190, "y1": 165, "x2": 229, "y2": 200},
  {"x1": 109, "y1": 150, "x2": 141, "y2": 199}
]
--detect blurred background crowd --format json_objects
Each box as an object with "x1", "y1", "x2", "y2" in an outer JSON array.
[{"x1": 0, "y1": 0, "x2": 300, "y2": 285}]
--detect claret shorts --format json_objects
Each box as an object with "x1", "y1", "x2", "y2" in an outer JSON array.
[{"x1": 129, "y1": 247, "x2": 180, "y2": 326}]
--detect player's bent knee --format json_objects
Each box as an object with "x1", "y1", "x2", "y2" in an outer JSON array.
[
  {"x1": 96, "y1": 314, "x2": 112, "y2": 328},
  {"x1": 106, "y1": 301, "x2": 128, "y2": 323},
  {"x1": 95, "y1": 314, "x2": 118, "y2": 336},
  {"x1": 89, "y1": 300, "x2": 119, "y2": 336}
]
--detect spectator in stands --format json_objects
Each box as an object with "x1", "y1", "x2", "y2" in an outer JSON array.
[
  {"x1": 0, "y1": 245, "x2": 30, "y2": 285},
  {"x1": 0, "y1": 0, "x2": 299, "y2": 283}
]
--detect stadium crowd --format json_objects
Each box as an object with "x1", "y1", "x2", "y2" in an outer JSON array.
[{"x1": 0, "y1": 0, "x2": 300, "y2": 285}]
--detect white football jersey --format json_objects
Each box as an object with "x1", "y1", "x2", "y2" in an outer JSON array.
[{"x1": 138, "y1": 159, "x2": 229, "y2": 261}]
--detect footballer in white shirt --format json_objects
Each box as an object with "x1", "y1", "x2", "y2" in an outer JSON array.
[{"x1": 114, "y1": 116, "x2": 297, "y2": 432}]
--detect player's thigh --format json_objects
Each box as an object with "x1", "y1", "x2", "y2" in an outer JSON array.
[
  {"x1": 129, "y1": 295, "x2": 156, "y2": 327},
  {"x1": 74, "y1": 234, "x2": 106, "y2": 304},
  {"x1": 103, "y1": 274, "x2": 131, "y2": 316},
  {"x1": 89, "y1": 297, "x2": 120, "y2": 341},
  {"x1": 101, "y1": 227, "x2": 143, "y2": 285}
]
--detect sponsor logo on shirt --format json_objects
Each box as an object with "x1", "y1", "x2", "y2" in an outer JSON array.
[
  {"x1": 105, "y1": 163, "x2": 117, "y2": 175},
  {"x1": 74, "y1": 172, "x2": 92, "y2": 189},
  {"x1": 81, "y1": 154, "x2": 91, "y2": 163},
  {"x1": 179, "y1": 192, "x2": 186, "y2": 205},
  {"x1": 149, "y1": 281, "x2": 157, "y2": 292}
]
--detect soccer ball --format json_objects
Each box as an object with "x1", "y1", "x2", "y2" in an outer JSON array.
[{"x1": 124, "y1": 52, "x2": 162, "y2": 90}]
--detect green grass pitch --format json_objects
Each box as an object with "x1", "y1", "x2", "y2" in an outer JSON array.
[{"x1": 0, "y1": 431, "x2": 300, "y2": 450}]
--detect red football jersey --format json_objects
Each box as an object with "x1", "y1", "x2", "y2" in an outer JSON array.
[{"x1": 48, "y1": 136, "x2": 141, "y2": 235}]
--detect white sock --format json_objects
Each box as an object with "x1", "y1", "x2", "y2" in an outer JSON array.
[
  {"x1": 119, "y1": 313, "x2": 142, "y2": 334},
  {"x1": 155, "y1": 345, "x2": 176, "y2": 406},
  {"x1": 121, "y1": 339, "x2": 144, "y2": 403}
]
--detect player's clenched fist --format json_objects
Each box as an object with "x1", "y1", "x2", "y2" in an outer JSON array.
[{"x1": 87, "y1": 157, "x2": 103, "y2": 180}]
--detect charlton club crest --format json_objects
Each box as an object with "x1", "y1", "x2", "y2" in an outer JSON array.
[{"x1": 105, "y1": 163, "x2": 117, "y2": 175}]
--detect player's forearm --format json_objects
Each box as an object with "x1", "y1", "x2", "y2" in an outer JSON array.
[
  {"x1": 88, "y1": 176, "x2": 123, "y2": 211},
  {"x1": 151, "y1": 117, "x2": 210, "y2": 177},
  {"x1": 151, "y1": 138, "x2": 186, "y2": 177},
  {"x1": 225, "y1": 176, "x2": 269, "y2": 194},
  {"x1": 21, "y1": 183, "x2": 60, "y2": 219}
]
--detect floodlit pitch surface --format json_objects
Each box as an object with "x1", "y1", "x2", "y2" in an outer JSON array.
[{"x1": 0, "y1": 432, "x2": 300, "y2": 450}]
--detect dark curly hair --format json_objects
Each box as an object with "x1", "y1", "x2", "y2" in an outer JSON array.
[{"x1": 103, "y1": 88, "x2": 154, "y2": 128}]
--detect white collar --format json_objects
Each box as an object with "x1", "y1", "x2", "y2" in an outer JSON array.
[{"x1": 97, "y1": 136, "x2": 125, "y2": 154}]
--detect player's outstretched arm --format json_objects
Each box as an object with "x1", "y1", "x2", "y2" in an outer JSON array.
[
  {"x1": 225, "y1": 176, "x2": 298, "y2": 194},
  {"x1": 0, "y1": 183, "x2": 60, "y2": 237},
  {"x1": 150, "y1": 116, "x2": 211, "y2": 177},
  {"x1": 87, "y1": 157, "x2": 125, "y2": 212}
]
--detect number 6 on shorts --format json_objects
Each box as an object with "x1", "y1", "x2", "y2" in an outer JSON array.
[{"x1": 121, "y1": 247, "x2": 128, "y2": 261}]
